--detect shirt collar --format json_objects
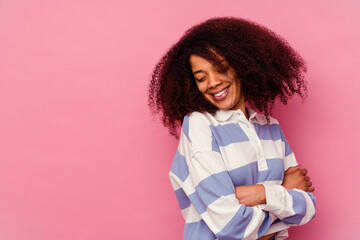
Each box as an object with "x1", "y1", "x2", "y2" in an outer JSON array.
[
  {"x1": 213, "y1": 107, "x2": 258, "y2": 122},
  {"x1": 247, "y1": 107, "x2": 258, "y2": 121}
]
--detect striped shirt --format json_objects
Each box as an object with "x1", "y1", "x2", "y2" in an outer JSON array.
[{"x1": 169, "y1": 108, "x2": 316, "y2": 240}]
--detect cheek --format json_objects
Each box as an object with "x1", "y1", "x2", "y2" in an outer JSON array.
[
  {"x1": 196, "y1": 82, "x2": 207, "y2": 94},
  {"x1": 227, "y1": 68, "x2": 239, "y2": 81}
]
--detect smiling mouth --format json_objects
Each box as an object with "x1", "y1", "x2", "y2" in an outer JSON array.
[{"x1": 211, "y1": 86, "x2": 229, "y2": 101}]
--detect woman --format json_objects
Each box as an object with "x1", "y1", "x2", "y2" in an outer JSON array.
[{"x1": 149, "y1": 17, "x2": 316, "y2": 240}]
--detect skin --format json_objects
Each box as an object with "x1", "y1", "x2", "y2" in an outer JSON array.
[
  {"x1": 190, "y1": 54, "x2": 248, "y2": 118},
  {"x1": 236, "y1": 166, "x2": 314, "y2": 240},
  {"x1": 235, "y1": 166, "x2": 314, "y2": 207},
  {"x1": 190, "y1": 53, "x2": 315, "y2": 240}
]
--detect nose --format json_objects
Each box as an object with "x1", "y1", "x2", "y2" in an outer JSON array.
[{"x1": 208, "y1": 74, "x2": 222, "y2": 88}]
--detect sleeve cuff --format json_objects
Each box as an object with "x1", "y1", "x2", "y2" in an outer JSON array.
[{"x1": 260, "y1": 184, "x2": 286, "y2": 213}]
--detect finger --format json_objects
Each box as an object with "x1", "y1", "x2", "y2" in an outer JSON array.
[
  {"x1": 300, "y1": 168, "x2": 308, "y2": 175},
  {"x1": 304, "y1": 176, "x2": 310, "y2": 181},
  {"x1": 306, "y1": 181, "x2": 312, "y2": 187},
  {"x1": 285, "y1": 165, "x2": 300, "y2": 174}
]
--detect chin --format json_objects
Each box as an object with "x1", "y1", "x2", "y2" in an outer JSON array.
[
  {"x1": 216, "y1": 101, "x2": 234, "y2": 110},
  {"x1": 216, "y1": 105, "x2": 232, "y2": 110}
]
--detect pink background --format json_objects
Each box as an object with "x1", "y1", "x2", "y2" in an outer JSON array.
[{"x1": 0, "y1": 0, "x2": 359, "y2": 239}]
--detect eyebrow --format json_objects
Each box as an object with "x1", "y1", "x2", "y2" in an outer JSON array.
[
  {"x1": 193, "y1": 70, "x2": 203, "y2": 75},
  {"x1": 192, "y1": 59, "x2": 227, "y2": 75}
]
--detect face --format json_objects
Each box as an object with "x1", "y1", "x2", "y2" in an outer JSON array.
[{"x1": 190, "y1": 53, "x2": 245, "y2": 111}]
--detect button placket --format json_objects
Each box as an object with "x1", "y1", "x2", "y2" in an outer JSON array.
[
  {"x1": 234, "y1": 112, "x2": 266, "y2": 167},
  {"x1": 248, "y1": 119, "x2": 268, "y2": 171}
]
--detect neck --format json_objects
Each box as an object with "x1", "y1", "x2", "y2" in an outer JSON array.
[
  {"x1": 241, "y1": 106, "x2": 249, "y2": 120},
  {"x1": 231, "y1": 95, "x2": 249, "y2": 119}
]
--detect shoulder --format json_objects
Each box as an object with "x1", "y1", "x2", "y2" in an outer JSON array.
[
  {"x1": 182, "y1": 111, "x2": 214, "y2": 127},
  {"x1": 180, "y1": 111, "x2": 215, "y2": 151},
  {"x1": 251, "y1": 113, "x2": 287, "y2": 140}
]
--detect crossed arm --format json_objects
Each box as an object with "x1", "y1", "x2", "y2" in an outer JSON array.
[
  {"x1": 235, "y1": 166, "x2": 315, "y2": 240},
  {"x1": 172, "y1": 113, "x2": 316, "y2": 239}
]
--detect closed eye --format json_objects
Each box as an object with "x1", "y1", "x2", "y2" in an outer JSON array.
[{"x1": 196, "y1": 77, "x2": 206, "y2": 82}]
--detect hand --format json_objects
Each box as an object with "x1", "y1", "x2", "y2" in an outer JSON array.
[
  {"x1": 282, "y1": 165, "x2": 315, "y2": 192},
  {"x1": 235, "y1": 184, "x2": 266, "y2": 206}
]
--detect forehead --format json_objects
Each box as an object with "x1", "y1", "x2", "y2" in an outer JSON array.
[
  {"x1": 189, "y1": 53, "x2": 226, "y2": 70},
  {"x1": 189, "y1": 55, "x2": 211, "y2": 67}
]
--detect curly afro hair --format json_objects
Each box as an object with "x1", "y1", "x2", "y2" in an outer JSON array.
[{"x1": 149, "y1": 17, "x2": 307, "y2": 137}]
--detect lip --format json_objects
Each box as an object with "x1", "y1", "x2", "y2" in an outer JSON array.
[
  {"x1": 210, "y1": 86, "x2": 230, "y2": 101},
  {"x1": 209, "y1": 86, "x2": 230, "y2": 95}
]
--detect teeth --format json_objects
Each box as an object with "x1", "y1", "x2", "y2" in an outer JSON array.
[{"x1": 214, "y1": 88, "x2": 227, "y2": 97}]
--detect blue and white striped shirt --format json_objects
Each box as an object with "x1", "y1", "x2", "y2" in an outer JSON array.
[{"x1": 169, "y1": 108, "x2": 316, "y2": 240}]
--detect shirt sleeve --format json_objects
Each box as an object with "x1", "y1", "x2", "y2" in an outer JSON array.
[
  {"x1": 260, "y1": 123, "x2": 316, "y2": 226},
  {"x1": 261, "y1": 185, "x2": 316, "y2": 225},
  {"x1": 170, "y1": 149, "x2": 277, "y2": 239}
]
